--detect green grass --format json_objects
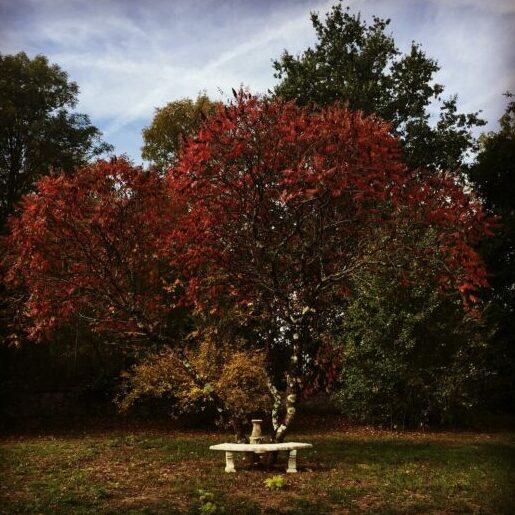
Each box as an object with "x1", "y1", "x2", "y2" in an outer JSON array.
[{"x1": 1, "y1": 426, "x2": 513, "y2": 514}]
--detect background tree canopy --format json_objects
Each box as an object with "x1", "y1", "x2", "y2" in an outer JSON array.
[
  {"x1": 466, "y1": 96, "x2": 515, "y2": 411},
  {"x1": 469, "y1": 96, "x2": 515, "y2": 314},
  {"x1": 0, "y1": 52, "x2": 113, "y2": 412},
  {"x1": 272, "y1": 3, "x2": 512, "y2": 425},
  {"x1": 141, "y1": 93, "x2": 220, "y2": 171},
  {"x1": 273, "y1": 3, "x2": 485, "y2": 172},
  {"x1": 0, "y1": 52, "x2": 112, "y2": 227}
]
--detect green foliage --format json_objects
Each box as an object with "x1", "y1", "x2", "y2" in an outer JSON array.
[
  {"x1": 264, "y1": 475, "x2": 287, "y2": 490},
  {"x1": 470, "y1": 94, "x2": 514, "y2": 236},
  {"x1": 141, "y1": 93, "x2": 220, "y2": 170},
  {"x1": 197, "y1": 490, "x2": 225, "y2": 514},
  {"x1": 467, "y1": 94, "x2": 515, "y2": 411},
  {"x1": 334, "y1": 273, "x2": 495, "y2": 428},
  {"x1": 0, "y1": 52, "x2": 112, "y2": 225},
  {"x1": 273, "y1": 3, "x2": 484, "y2": 171}
]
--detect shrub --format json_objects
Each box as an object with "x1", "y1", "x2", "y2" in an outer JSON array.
[
  {"x1": 334, "y1": 273, "x2": 495, "y2": 428},
  {"x1": 118, "y1": 323, "x2": 272, "y2": 426}
]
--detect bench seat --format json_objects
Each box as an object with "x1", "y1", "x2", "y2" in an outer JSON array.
[{"x1": 209, "y1": 442, "x2": 312, "y2": 473}]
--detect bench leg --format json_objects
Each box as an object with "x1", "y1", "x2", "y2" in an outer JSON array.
[
  {"x1": 225, "y1": 451, "x2": 236, "y2": 473},
  {"x1": 286, "y1": 449, "x2": 298, "y2": 473}
]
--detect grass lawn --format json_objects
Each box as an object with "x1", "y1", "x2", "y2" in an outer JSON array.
[{"x1": 1, "y1": 421, "x2": 514, "y2": 514}]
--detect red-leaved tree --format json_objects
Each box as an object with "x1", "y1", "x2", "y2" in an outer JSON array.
[
  {"x1": 5, "y1": 159, "x2": 178, "y2": 343},
  {"x1": 4, "y1": 158, "x2": 269, "y2": 434},
  {"x1": 168, "y1": 91, "x2": 493, "y2": 441},
  {"x1": 5, "y1": 94, "x2": 493, "y2": 442}
]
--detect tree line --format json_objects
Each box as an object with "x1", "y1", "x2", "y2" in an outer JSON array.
[{"x1": 1, "y1": 3, "x2": 513, "y2": 432}]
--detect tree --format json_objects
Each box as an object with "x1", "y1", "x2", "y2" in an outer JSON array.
[
  {"x1": 168, "y1": 91, "x2": 492, "y2": 441},
  {"x1": 0, "y1": 52, "x2": 112, "y2": 227},
  {"x1": 467, "y1": 95, "x2": 515, "y2": 411},
  {"x1": 6, "y1": 95, "x2": 493, "y2": 441},
  {"x1": 141, "y1": 94, "x2": 220, "y2": 171},
  {"x1": 3, "y1": 158, "x2": 252, "y2": 435},
  {"x1": 470, "y1": 94, "x2": 515, "y2": 216},
  {"x1": 273, "y1": 3, "x2": 484, "y2": 172},
  {"x1": 118, "y1": 321, "x2": 272, "y2": 426},
  {"x1": 4, "y1": 159, "x2": 178, "y2": 342}
]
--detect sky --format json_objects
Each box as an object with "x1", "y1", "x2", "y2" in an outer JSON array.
[{"x1": 1, "y1": 0, "x2": 514, "y2": 163}]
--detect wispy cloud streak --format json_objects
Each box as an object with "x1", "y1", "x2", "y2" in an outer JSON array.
[{"x1": 1, "y1": 0, "x2": 513, "y2": 161}]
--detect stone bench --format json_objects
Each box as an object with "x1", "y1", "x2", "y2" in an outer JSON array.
[{"x1": 209, "y1": 442, "x2": 312, "y2": 473}]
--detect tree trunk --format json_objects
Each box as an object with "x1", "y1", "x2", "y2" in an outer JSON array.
[
  {"x1": 274, "y1": 331, "x2": 302, "y2": 443},
  {"x1": 274, "y1": 379, "x2": 299, "y2": 442},
  {"x1": 267, "y1": 378, "x2": 282, "y2": 435}
]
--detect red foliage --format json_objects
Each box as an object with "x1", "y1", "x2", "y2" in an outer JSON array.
[
  {"x1": 167, "y1": 91, "x2": 493, "y2": 399},
  {"x1": 3, "y1": 92, "x2": 494, "y2": 421},
  {"x1": 169, "y1": 92, "x2": 492, "y2": 318},
  {"x1": 5, "y1": 158, "x2": 178, "y2": 341}
]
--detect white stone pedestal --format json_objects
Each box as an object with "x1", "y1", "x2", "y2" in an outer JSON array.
[
  {"x1": 225, "y1": 451, "x2": 236, "y2": 473},
  {"x1": 286, "y1": 449, "x2": 298, "y2": 473}
]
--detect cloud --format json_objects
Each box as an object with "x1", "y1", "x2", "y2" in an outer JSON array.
[
  {"x1": 1, "y1": 0, "x2": 337, "y2": 158},
  {"x1": 411, "y1": 0, "x2": 514, "y2": 128},
  {"x1": 429, "y1": 0, "x2": 515, "y2": 15},
  {"x1": 100, "y1": 1, "x2": 339, "y2": 135},
  {"x1": 343, "y1": 0, "x2": 515, "y2": 130},
  {"x1": 1, "y1": 0, "x2": 513, "y2": 160}
]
